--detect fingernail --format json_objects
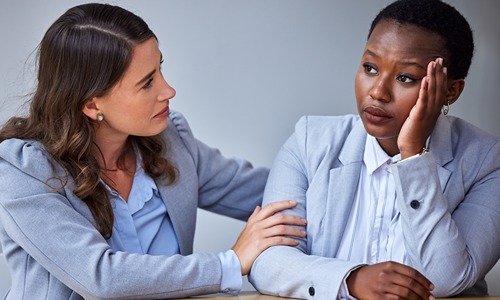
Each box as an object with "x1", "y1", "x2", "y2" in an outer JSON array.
[
  {"x1": 429, "y1": 295, "x2": 435, "y2": 300},
  {"x1": 443, "y1": 67, "x2": 447, "y2": 75},
  {"x1": 429, "y1": 283, "x2": 435, "y2": 290},
  {"x1": 438, "y1": 58, "x2": 443, "y2": 66}
]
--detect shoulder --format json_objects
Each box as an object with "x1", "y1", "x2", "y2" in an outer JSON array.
[
  {"x1": 438, "y1": 116, "x2": 500, "y2": 178},
  {"x1": 0, "y1": 138, "x2": 60, "y2": 176},
  {"x1": 448, "y1": 116, "x2": 500, "y2": 143},
  {"x1": 293, "y1": 114, "x2": 361, "y2": 147},
  {"x1": 281, "y1": 114, "x2": 364, "y2": 169},
  {"x1": 0, "y1": 138, "x2": 66, "y2": 194},
  {"x1": 161, "y1": 110, "x2": 196, "y2": 150},
  {"x1": 445, "y1": 116, "x2": 500, "y2": 155},
  {"x1": 167, "y1": 110, "x2": 193, "y2": 134},
  {"x1": 295, "y1": 114, "x2": 360, "y2": 136},
  {"x1": 161, "y1": 110, "x2": 201, "y2": 164},
  {"x1": 163, "y1": 110, "x2": 195, "y2": 143}
]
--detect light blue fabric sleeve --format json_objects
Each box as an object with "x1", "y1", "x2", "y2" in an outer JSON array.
[
  {"x1": 217, "y1": 250, "x2": 242, "y2": 295},
  {"x1": 388, "y1": 116, "x2": 500, "y2": 296},
  {"x1": 249, "y1": 116, "x2": 363, "y2": 299},
  {"x1": 391, "y1": 149, "x2": 500, "y2": 296},
  {"x1": 0, "y1": 111, "x2": 269, "y2": 299},
  {"x1": 167, "y1": 111, "x2": 269, "y2": 221},
  {"x1": 251, "y1": 114, "x2": 500, "y2": 298}
]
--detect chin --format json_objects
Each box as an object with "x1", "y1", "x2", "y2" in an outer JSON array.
[
  {"x1": 138, "y1": 127, "x2": 167, "y2": 138},
  {"x1": 364, "y1": 127, "x2": 397, "y2": 141},
  {"x1": 152, "y1": 121, "x2": 168, "y2": 135},
  {"x1": 362, "y1": 121, "x2": 396, "y2": 139}
]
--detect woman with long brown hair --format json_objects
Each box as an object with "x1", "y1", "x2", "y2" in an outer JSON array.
[{"x1": 0, "y1": 3, "x2": 306, "y2": 299}]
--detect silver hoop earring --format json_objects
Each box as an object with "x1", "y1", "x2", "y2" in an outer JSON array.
[
  {"x1": 442, "y1": 101, "x2": 450, "y2": 116},
  {"x1": 96, "y1": 112, "x2": 104, "y2": 122}
]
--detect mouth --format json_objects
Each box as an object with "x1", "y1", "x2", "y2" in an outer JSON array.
[
  {"x1": 153, "y1": 106, "x2": 170, "y2": 118},
  {"x1": 363, "y1": 105, "x2": 392, "y2": 123}
]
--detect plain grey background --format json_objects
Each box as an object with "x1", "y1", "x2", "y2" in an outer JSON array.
[{"x1": 1, "y1": 0, "x2": 499, "y2": 295}]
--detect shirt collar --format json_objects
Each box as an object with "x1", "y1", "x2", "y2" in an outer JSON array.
[
  {"x1": 126, "y1": 147, "x2": 160, "y2": 209},
  {"x1": 100, "y1": 147, "x2": 160, "y2": 211},
  {"x1": 364, "y1": 135, "x2": 401, "y2": 175},
  {"x1": 132, "y1": 143, "x2": 158, "y2": 195}
]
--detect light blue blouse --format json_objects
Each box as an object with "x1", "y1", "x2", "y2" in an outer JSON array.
[
  {"x1": 103, "y1": 153, "x2": 240, "y2": 294},
  {"x1": 105, "y1": 163, "x2": 180, "y2": 256}
]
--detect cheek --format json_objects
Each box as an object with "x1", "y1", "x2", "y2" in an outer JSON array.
[
  {"x1": 111, "y1": 106, "x2": 150, "y2": 128},
  {"x1": 354, "y1": 72, "x2": 369, "y2": 109},
  {"x1": 354, "y1": 73, "x2": 361, "y2": 96},
  {"x1": 395, "y1": 89, "x2": 420, "y2": 115}
]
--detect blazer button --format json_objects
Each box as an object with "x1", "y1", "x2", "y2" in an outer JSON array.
[
  {"x1": 308, "y1": 286, "x2": 315, "y2": 296},
  {"x1": 410, "y1": 200, "x2": 420, "y2": 209}
]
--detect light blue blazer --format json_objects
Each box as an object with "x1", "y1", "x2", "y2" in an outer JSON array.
[
  {"x1": 0, "y1": 111, "x2": 268, "y2": 299},
  {"x1": 249, "y1": 114, "x2": 500, "y2": 299}
]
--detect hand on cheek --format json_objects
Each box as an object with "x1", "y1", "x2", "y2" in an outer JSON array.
[{"x1": 398, "y1": 58, "x2": 447, "y2": 159}]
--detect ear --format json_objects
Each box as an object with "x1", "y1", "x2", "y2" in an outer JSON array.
[
  {"x1": 446, "y1": 79, "x2": 465, "y2": 105},
  {"x1": 82, "y1": 98, "x2": 101, "y2": 120}
]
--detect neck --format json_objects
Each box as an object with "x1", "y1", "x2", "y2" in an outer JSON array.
[
  {"x1": 93, "y1": 131, "x2": 132, "y2": 171},
  {"x1": 376, "y1": 137, "x2": 400, "y2": 157}
]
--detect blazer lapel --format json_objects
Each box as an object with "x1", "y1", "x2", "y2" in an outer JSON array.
[
  {"x1": 322, "y1": 116, "x2": 453, "y2": 257},
  {"x1": 322, "y1": 120, "x2": 366, "y2": 257},
  {"x1": 156, "y1": 153, "x2": 198, "y2": 255},
  {"x1": 429, "y1": 115, "x2": 454, "y2": 191}
]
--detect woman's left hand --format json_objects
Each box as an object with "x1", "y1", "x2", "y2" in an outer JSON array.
[
  {"x1": 398, "y1": 57, "x2": 447, "y2": 159},
  {"x1": 231, "y1": 200, "x2": 307, "y2": 275}
]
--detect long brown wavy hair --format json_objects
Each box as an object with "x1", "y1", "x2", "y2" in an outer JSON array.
[{"x1": 0, "y1": 3, "x2": 176, "y2": 238}]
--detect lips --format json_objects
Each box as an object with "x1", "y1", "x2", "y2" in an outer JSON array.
[
  {"x1": 363, "y1": 105, "x2": 392, "y2": 123},
  {"x1": 153, "y1": 106, "x2": 169, "y2": 118}
]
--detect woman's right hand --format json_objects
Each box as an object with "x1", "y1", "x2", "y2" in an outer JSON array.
[
  {"x1": 398, "y1": 57, "x2": 446, "y2": 159},
  {"x1": 231, "y1": 200, "x2": 307, "y2": 275}
]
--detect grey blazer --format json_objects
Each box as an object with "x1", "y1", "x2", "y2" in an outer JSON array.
[
  {"x1": 0, "y1": 111, "x2": 268, "y2": 299},
  {"x1": 249, "y1": 114, "x2": 500, "y2": 299}
]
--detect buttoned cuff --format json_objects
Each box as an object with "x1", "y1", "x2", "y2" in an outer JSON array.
[{"x1": 218, "y1": 250, "x2": 242, "y2": 295}]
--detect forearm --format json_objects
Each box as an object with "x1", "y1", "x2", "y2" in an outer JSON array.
[
  {"x1": 392, "y1": 153, "x2": 492, "y2": 296},
  {"x1": 0, "y1": 195, "x2": 224, "y2": 299},
  {"x1": 249, "y1": 246, "x2": 360, "y2": 299}
]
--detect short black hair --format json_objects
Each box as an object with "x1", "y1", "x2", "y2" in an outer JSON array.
[{"x1": 368, "y1": 0, "x2": 474, "y2": 80}]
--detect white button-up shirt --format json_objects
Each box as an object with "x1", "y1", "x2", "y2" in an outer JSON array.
[{"x1": 337, "y1": 135, "x2": 407, "y2": 298}]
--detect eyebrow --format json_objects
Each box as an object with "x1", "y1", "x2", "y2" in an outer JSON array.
[
  {"x1": 399, "y1": 61, "x2": 425, "y2": 70},
  {"x1": 364, "y1": 49, "x2": 426, "y2": 70},
  {"x1": 135, "y1": 69, "x2": 156, "y2": 87},
  {"x1": 135, "y1": 53, "x2": 164, "y2": 87}
]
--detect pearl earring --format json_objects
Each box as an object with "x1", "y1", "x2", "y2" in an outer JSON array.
[
  {"x1": 442, "y1": 101, "x2": 450, "y2": 116},
  {"x1": 96, "y1": 113, "x2": 104, "y2": 122}
]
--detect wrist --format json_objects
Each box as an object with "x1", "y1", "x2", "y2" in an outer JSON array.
[
  {"x1": 346, "y1": 267, "x2": 361, "y2": 298},
  {"x1": 401, "y1": 147, "x2": 429, "y2": 160}
]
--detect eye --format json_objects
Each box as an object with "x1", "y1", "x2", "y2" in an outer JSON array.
[
  {"x1": 396, "y1": 74, "x2": 416, "y2": 83},
  {"x1": 363, "y1": 63, "x2": 377, "y2": 75},
  {"x1": 143, "y1": 78, "x2": 154, "y2": 89}
]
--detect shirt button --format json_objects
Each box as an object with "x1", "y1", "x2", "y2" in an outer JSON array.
[
  {"x1": 308, "y1": 286, "x2": 315, "y2": 296},
  {"x1": 410, "y1": 200, "x2": 420, "y2": 209}
]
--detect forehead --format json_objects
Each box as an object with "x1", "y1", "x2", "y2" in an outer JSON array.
[
  {"x1": 119, "y1": 38, "x2": 160, "y2": 83},
  {"x1": 366, "y1": 20, "x2": 446, "y2": 60},
  {"x1": 129, "y1": 39, "x2": 160, "y2": 71}
]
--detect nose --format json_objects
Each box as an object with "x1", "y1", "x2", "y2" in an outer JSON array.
[
  {"x1": 368, "y1": 75, "x2": 391, "y2": 102},
  {"x1": 158, "y1": 76, "x2": 176, "y2": 102}
]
